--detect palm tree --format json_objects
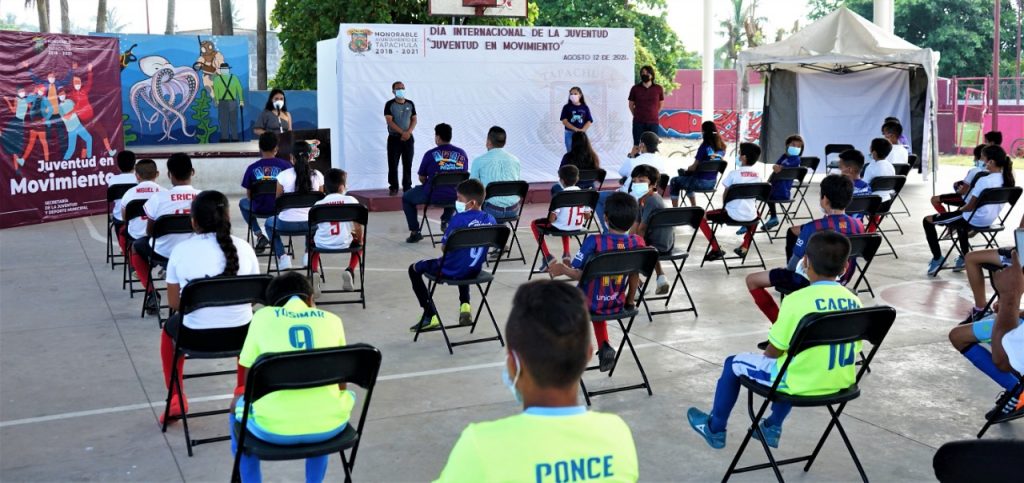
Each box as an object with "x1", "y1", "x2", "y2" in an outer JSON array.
[
  {"x1": 165, "y1": 0, "x2": 175, "y2": 34},
  {"x1": 209, "y1": 0, "x2": 223, "y2": 35},
  {"x1": 257, "y1": 0, "x2": 267, "y2": 89},
  {"x1": 59, "y1": 0, "x2": 69, "y2": 33},
  {"x1": 96, "y1": 0, "x2": 107, "y2": 32},
  {"x1": 25, "y1": 0, "x2": 49, "y2": 32},
  {"x1": 221, "y1": 0, "x2": 234, "y2": 35}
]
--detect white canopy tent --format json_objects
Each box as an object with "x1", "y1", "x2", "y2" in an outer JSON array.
[{"x1": 736, "y1": 7, "x2": 940, "y2": 186}]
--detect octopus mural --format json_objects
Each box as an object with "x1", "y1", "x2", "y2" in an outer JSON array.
[{"x1": 129, "y1": 56, "x2": 200, "y2": 141}]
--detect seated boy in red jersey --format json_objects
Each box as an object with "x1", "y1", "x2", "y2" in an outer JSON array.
[
  {"x1": 701, "y1": 143, "x2": 763, "y2": 261},
  {"x1": 310, "y1": 168, "x2": 363, "y2": 295},
  {"x1": 117, "y1": 158, "x2": 163, "y2": 254}
]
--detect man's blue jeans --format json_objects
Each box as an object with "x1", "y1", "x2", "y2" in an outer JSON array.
[{"x1": 403, "y1": 185, "x2": 453, "y2": 232}]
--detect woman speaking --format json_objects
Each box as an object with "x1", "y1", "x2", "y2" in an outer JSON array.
[{"x1": 253, "y1": 88, "x2": 292, "y2": 136}]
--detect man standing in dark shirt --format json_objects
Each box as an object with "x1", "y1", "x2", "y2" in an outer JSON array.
[
  {"x1": 385, "y1": 81, "x2": 418, "y2": 196},
  {"x1": 627, "y1": 65, "x2": 664, "y2": 154}
]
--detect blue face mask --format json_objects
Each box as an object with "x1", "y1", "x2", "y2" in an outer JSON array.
[
  {"x1": 787, "y1": 146, "x2": 802, "y2": 157},
  {"x1": 394, "y1": 89, "x2": 406, "y2": 99},
  {"x1": 630, "y1": 182, "x2": 649, "y2": 199},
  {"x1": 501, "y1": 352, "x2": 523, "y2": 405},
  {"x1": 975, "y1": 159, "x2": 987, "y2": 169},
  {"x1": 455, "y1": 200, "x2": 467, "y2": 213}
]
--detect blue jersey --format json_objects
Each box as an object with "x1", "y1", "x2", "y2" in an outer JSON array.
[
  {"x1": 571, "y1": 233, "x2": 646, "y2": 315},
  {"x1": 441, "y1": 210, "x2": 496, "y2": 278},
  {"x1": 852, "y1": 178, "x2": 871, "y2": 196},
  {"x1": 695, "y1": 141, "x2": 726, "y2": 181},
  {"x1": 770, "y1": 154, "x2": 802, "y2": 200},
  {"x1": 788, "y1": 214, "x2": 865, "y2": 271}
]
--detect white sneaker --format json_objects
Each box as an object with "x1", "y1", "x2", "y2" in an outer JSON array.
[
  {"x1": 278, "y1": 254, "x2": 293, "y2": 270},
  {"x1": 341, "y1": 270, "x2": 355, "y2": 291},
  {"x1": 155, "y1": 266, "x2": 166, "y2": 279},
  {"x1": 655, "y1": 275, "x2": 669, "y2": 295},
  {"x1": 302, "y1": 253, "x2": 309, "y2": 268}
]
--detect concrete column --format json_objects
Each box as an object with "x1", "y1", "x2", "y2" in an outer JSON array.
[
  {"x1": 873, "y1": 0, "x2": 894, "y2": 34},
  {"x1": 702, "y1": 0, "x2": 715, "y2": 122}
]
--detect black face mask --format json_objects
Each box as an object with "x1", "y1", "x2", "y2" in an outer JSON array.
[{"x1": 641, "y1": 74, "x2": 652, "y2": 82}]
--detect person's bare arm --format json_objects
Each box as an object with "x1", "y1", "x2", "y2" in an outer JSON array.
[
  {"x1": 625, "y1": 274, "x2": 639, "y2": 306},
  {"x1": 561, "y1": 119, "x2": 576, "y2": 131},
  {"x1": 419, "y1": 175, "x2": 427, "y2": 184},
  {"x1": 581, "y1": 121, "x2": 592, "y2": 132},
  {"x1": 628, "y1": 100, "x2": 636, "y2": 116},
  {"x1": 548, "y1": 211, "x2": 558, "y2": 223},
  {"x1": 146, "y1": 219, "x2": 155, "y2": 236},
  {"x1": 406, "y1": 114, "x2": 417, "y2": 135},
  {"x1": 384, "y1": 114, "x2": 403, "y2": 134},
  {"x1": 276, "y1": 183, "x2": 284, "y2": 198},
  {"x1": 548, "y1": 262, "x2": 581, "y2": 280},
  {"x1": 991, "y1": 253, "x2": 1023, "y2": 372},
  {"x1": 167, "y1": 282, "x2": 181, "y2": 311},
  {"x1": 764, "y1": 344, "x2": 784, "y2": 358}
]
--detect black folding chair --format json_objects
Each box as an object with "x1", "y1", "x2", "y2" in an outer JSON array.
[
  {"x1": 932, "y1": 187, "x2": 1022, "y2": 277},
  {"x1": 106, "y1": 183, "x2": 136, "y2": 270},
  {"x1": 934, "y1": 439, "x2": 1024, "y2": 481},
  {"x1": 868, "y1": 175, "x2": 906, "y2": 257},
  {"x1": 413, "y1": 225, "x2": 512, "y2": 354},
  {"x1": 700, "y1": 182, "x2": 772, "y2": 273},
  {"x1": 577, "y1": 248, "x2": 660, "y2": 405},
  {"x1": 977, "y1": 372, "x2": 1024, "y2": 438},
  {"x1": 161, "y1": 274, "x2": 272, "y2": 457},
  {"x1": 122, "y1": 199, "x2": 148, "y2": 297},
  {"x1": 791, "y1": 156, "x2": 821, "y2": 222},
  {"x1": 245, "y1": 179, "x2": 279, "y2": 250},
  {"x1": 306, "y1": 203, "x2": 369, "y2": 308},
  {"x1": 890, "y1": 162, "x2": 913, "y2": 217},
  {"x1": 485, "y1": 181, "x2": 529, "y2": 264},
  {"x1": 231, "y1": 344, "x2": 382, "y2": 483},
  {"x1": 689, "y1": 160, "x2": 729, "y2": 211},
  {"x1": 763, "y1": 166, "x2": 809, "y2": 241},
  {"x1": 528, "y1": 190, "x2": 600, "y2": 279},
  {"x1": 418, "y1": 171, "x2": 470, "y2": 247},
  {"x1": 824, "y1": 144, "x2": 856, "y2": 171},
  {"x1": 969, "y1": 186, "x2": 1022, "y2": 251},
  {"x1": 640, "y1": 207, "x2": 704, "y2": 320},
  {"x1": 143, "y1": 214, "x2": 194, "y2": 325},
  {"x1": 845, "y1": 233, "x2": 884, "y2": 298},
  {"x1": 723, "y1": 306, "x2": 897, "y2": 483},
  {"x1": 266, "y1": 192, "x2": 326, "y2": 273},
  {"x1": 908, "y1": 153, "x2": 920, "y2": 171},
  {"x1": 577, "y1": 168, "x2": 607, "y2": 191}
]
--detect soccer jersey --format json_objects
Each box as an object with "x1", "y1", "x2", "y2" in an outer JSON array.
[
  {"x1": 852, "y1": 178, "x2": 871, "y2": 196},
  {"x1": 419, "y1": 144, "x2": 469, "y2": 203},
  {"x1": 552, "y1": 186, "x2": 591, "y2": 231},
  {"x1": 571, "y1": 233, "x2": 646, "y2": 315},
  {"x1": 240, "y1": 157, "x2": 293, "y2": 214},
  {"x1": 788, "y1": 214, "x2": 865, "y2": 271},
  {"x1": 166, "y1": 233, "x2": 260, "y2": 329},
  {"x1": 108, "y1": 173, "x2": 137, "y2": 221},
  {"x1": 770, "y1": 154, "x2": 802, "y2": 201},
  {"x1": 275, "y1": 167, "x2": 324, "y2": 222},
  {"x1": 961, "y1": 172, "x2": 1006, "y2": 227},
  {"x1": 436, "y1": 407, "x2": 639, "y2": 483},
  {"x1": 767, "y1": 281, "x2": 863, "y2": 395},
  {"x1": 143, "y1": 185, "x2": 200, "y2": 257},
  {"x1": 120, "y1": 181, "x2": 164, "y2": 239},
  {"x1": 312, "y1": 193, "x2": 359, "y2": 250},
  {"x1": 722, "y1": 165, "x2": 762, "y2": 222},
  {"x1": 237, "y1": 297, "x2": 355, "y2": 436},
  {"x1": 441, "y1": 210, "x2": 496, "y2": 279}
]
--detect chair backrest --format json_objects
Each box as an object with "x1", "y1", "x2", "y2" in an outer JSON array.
[
  {"x1": 824, "y1": 144, "x2": 856, "y2": 157},
  {"x1": 578, "y1": 247, "x2": 660, "y2": 285},
  {"x1": 723, "y1": 182, "x2": 772, "y2": 204},
  {"x1": 968, "y1": 170, "x2": 991, "y2": 188},
  {"x1": 430, "y1": 171, "x2": 470, "y2": 189},
  {"x1": 847, "y1": 233, "x2": 883, "y2": 261},
  {"x1": 151, "y1": 214, "x2": 194, "y2": 238},
  {"x1": 124, "y1": 199, "x2": 147, "y2": 223},
  {"x1": 548, "y1": 189, "x2": 600, "y2": 212},
  {"x1": 845, "y1": 195, "x2": 882, "y2": 216},
  {"x1": 975, "y1": 186, "x2": 1023, "y2": 209},
  {"x1": 485, "y1": 180, "x2": 529, "y2": 201},
  {"x1": 893, "y1": 163, "x2": 912, "y2": 176},
  {"x1": 869, "y1": 175, "x2": 905, "y2": 194},
  {"x1": 246, "y1": 344, "x2": 383, "y2": 402},
  {"x1": 275, "y1": 192, "x2": 326, "y2": 214},
  {"x1": 695, "y1": 160, "x2": 728, "y2": 175},
  {"x1": 908, "y1": 153, "x2": 919, "y2": 168},
  {"x1": 178, "y1": 274, "x2": 273, "y2": 316},
  {"x1": 307, "y1": 203, "x2": 369, "y2": 227},
  {"x1": 788, "y1": 306, "x2": 896, "y2": 358},
  {"x1": 800, "y1": 156, "x2": 821, "y2": 172},
  {"x1": 248, "y1": 179, "x2": 279, "y2": 198},
  {"x1": 646, "y1": 206, "x2": 705, "y2": 231},
  {"x1": 576, "y1": 168, "x2": 607, "y2": 189},
  {"x1": 107, "y1": 183, "x2": 136, "y2": 203},
  {"x1": 442, "y1": 225, "x2": 512, "y2": 253},
  {"x1": 933, "y1": 439, "x2": 1024, "y2": 482},
  {"x1": 768, "y1": 166, "x2": 808, "y2": 184}
]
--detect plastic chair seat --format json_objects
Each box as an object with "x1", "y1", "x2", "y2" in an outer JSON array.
[
  {"x1": 311, "y1": 245, "x2": 363, "y2": 255},
  {"x1": 739, "y1": 376, "x2": 861, "y2": 407},
  {"x1": 233, "y1": 421, "x2": 359, "y2": 461},
  {"x1": 590, "y1": 307, "x2": 640, "y2": 322},
  {"x1": 540, "y1": 227, "x2": 587, "y2": 237},
  {"x1": 973, "y1": 223, "x2": 1003, "y2": 233},
  {"x1": 424, "y1": 271, "x2": 494, "y2": 286}
]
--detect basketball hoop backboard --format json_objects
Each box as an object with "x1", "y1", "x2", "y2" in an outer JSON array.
[{"x1": 428, "y1": 0, "x2": 529, "y2": 18}]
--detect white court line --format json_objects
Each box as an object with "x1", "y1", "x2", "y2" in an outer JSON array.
[
  {"x1": 81, "y1": 216, "x2": 106, "y2": 243},
  {"x1": 0, "y1": 329, "x2": 764, "y2": 429}
]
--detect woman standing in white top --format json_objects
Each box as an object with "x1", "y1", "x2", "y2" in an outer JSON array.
[
  {"x1": 161, "y1": 190, "x2": 260, "y2": 422},
  {"x1": 265, "y1": 141, "x2": 324, "y2": 269}
]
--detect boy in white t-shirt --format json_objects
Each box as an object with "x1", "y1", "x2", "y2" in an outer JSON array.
[
  {"x1": 130, "y1": 153, "x2": 201, "y2": 315},
  {"x1": 701, "y1": 143, "x2": 763, "y2": 261},
  {"x1": 531, "y1": 165, "x2": 591, "y2": 270},
  {"x1": 108, "y1": 150, "x2": 138, "y2": 235},
  {"x1": 310, "y1": 168, "x2": 364, "y2": 293},
  {"x1": 117, "y1": 159, "x2": 163, "y2": 254},
  {"x1": 863, "y1": 138, "x2": 896, "y2": 202},
  {"x1": 882, "y1": 121, "x2": 909, "y2": 166}
]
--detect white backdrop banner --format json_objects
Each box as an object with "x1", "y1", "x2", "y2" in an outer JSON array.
[
  {"x1": 796, "y1": 69, "x2": 911, "y2": 165},
  {"x1": 325, "y1": 24, "x2": 635, "y2": 190}
]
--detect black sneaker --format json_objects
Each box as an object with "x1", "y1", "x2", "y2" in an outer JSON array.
[
  {"x1": 704, "y1": 249, "x2": 726, "y2": 262},
  {"x1": 985, "y1": 391, "x2": 1023, "y2": 421},
  {"x1": 959, "y1": 308, "x2": 991, "y2": 326},
  {"x1": 598, "y1": 342, "x2": 617, "y2": 372},
  {"x1": 144, "y1": 290, "x2": 161, "y2": 315},
  {"x1": 733, "y1": 246, "x2": 748, "y2": 258},
  {"x1": 406, "y1": 232, "x2": 424, "y2": 243},
  {"x1": 254, "y1": 235, "x2": 270, "y2": 254},
  {"x1": 756, "y1": 340, "x2": 769, "y2": 351}
]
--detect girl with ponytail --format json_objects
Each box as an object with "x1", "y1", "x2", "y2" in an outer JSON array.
[
  {"x1": 922, "y1": 145, "x2": 1017, "y2": 276},
  {"x1": 160, "y1": 190, "x2": 261, "y2": 422},
  {"x1": 265, "y1": 141, "x2": 325, "y2": 269}
]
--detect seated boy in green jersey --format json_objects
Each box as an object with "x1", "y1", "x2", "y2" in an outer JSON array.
[
  {"x1": 687, "y1": 231, "x2": 861, "y2": 450},
  {"x1": 230, "y1": 272, "x2": 354, "y2": 483},
  {"x1": 436, "y1": 280, "x2": 639, "y2": 482}
]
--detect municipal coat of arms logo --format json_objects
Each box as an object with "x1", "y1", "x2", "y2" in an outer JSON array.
[{"x1": 347, "y1": 29, "x2": 372, "y2": 54}]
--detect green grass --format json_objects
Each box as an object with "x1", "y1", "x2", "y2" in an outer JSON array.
[{"x1": 939, "y1": 155, "x2": 975, "y2": 167}]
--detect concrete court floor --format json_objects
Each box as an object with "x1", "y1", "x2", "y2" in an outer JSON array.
[{"x1": 1, "y1": 164, "x2": 1023, "y2": 482}]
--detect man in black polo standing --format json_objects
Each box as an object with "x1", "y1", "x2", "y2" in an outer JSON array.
[
  {"x1": 385, "y1": 81, "x2": 418, "y2": 196},
  {"x1": 627, "y1": 65, "x2": 664, "y2": 155}
]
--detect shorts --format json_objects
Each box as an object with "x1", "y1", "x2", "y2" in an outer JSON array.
[
  {"x1": 970, "y1": 316, "x2": 1024, "y2": 344},
  {"x1": 997, "y1": 247, "x2": 1016, "y2": 266},
  {"x1": 730, "y1": 352, "x2": 777, "y2": 385},
  {"x1": 769, "y1": 268, "x2": 810, "y2": 293}
]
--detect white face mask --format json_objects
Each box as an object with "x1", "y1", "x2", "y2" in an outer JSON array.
[
  {"x1": 455, "y1": 200, "x2": 467, "y2": 213},
  {"x1": 273, "y1": 99, "x2": 284, "y2": 109},
  {"x1": 501, "y1": 352, "x2": 523, "y2": 405},
  {"x1": 73, "y1": 84, "x2": 82, "y2": 91},
  {"x1": 630, "y1": 182, "x2": 649, "y2": 199},
  {"x1": 569, "y1": 94, "x2": 581, "y2": 104},
  {"x1": 17, "y1": 91, "x2": 25, "y2": 98},
  {"x1": 786, "y1": 146, "x2": 802, "y2": 157},
  {"x1": 394, "y1": 89, "x2": 406, "y2": 99},
  {"x1": 47, "y1": 77, "x2": 55, "y2": 83},
  {"x1": 58, "y1": 95, "x2": 66, "y2": 102},
  {"x1": 975, "y1": 159, "x2": 986, "y2": 169}
]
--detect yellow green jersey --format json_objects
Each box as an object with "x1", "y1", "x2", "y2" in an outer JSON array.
[
  {"x1": 767, "y1": 281, "x2": 863, "y2": 396},
  {"x1": 237, "y1": 297, "x2": 355, "y2": 435},
  {"x1": 435, "y1": 406, "x2": 639, "y2": 483}
]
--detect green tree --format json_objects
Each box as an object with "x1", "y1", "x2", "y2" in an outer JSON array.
[{"x1": 807, "y1": 0, "x2": 1019, "y2": 77}]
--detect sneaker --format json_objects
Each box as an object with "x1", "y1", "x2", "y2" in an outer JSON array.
[
  {"x1": 154, "y1": 266, "x2": 166, "y2": 280},
  {"x1": 539, "y1": 255, "x2": 557, "y2": 273},
  {"x1": 985, "y1": 391, "x2": 1023, "y2": 421},
  {"x1": 926, "y1": 257, "x2": 945, "y2": 277},
  {"x1": 655, "y1": 275, "x2": 670, "y2": 295},
  {"x1": 952, "y1": 256, "x2": 966, "y2": 272},
  {"x1": 598, "y1": 342, "x2": 617, "y2": 372},
  {"x1": 763, "y1": 216, "x2": 780, "y2": 230},
  {"x1": 409, "y1": 314, "x2": 441, "y2": 332},
  {"x1": 254, "y1": 235, "x2": 270, "y2": 254},
  {"x1": 458, "y1": 303, "x2": 473, "y2": 326},
  {"x1": 277, "y1": 254, "x2": 293, "y2": 270},
  {"x1": 406, "y1": 232, "x2": 423, "y2": 243},
  {"x1": 704, "y1": 249, "x2": 726, "y2": 262},
  {"x1": 960, "y1": 308, "x2": 991, "y2": 326},
  {"x1": 144, "y1": 290, "x2": 161, "y2": 315},
  {"x1": 751, "y1": 420, "x2": 782, "y2": 448},
  {"x1": 312, "y1": 272, "x2": 323, "y2": 299},
  {"x1": 735, "y1": 226, "x2": 748, "y2": 235},
  {"x1": 687, "y1": 408, "x2": 726, "y2": 449},
  {"x1": 733, "y1": 246, "x2": 748, "y2": 258},
  {"x1": 341, "y1": 269, "x2": 355, "y2": 291},
  {"x1": 756, "y1": 340, "x2": 770, "y2": 351},
  {"x1": 302, "y1": 253, "x2": 309, "y2": 268},
  {"x1": 159, "y1": 394, "x2": 189, "y2": 425}
]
